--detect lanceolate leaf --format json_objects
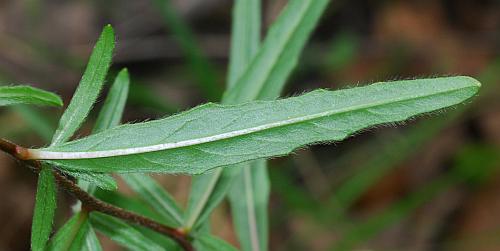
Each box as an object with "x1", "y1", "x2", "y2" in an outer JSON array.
[
  {"x1": 0, "y1": 85, "x2": 62, "y2": 107},
  {"x1": 47, "y1": 212, "x2": 90, "y2": 251},
  {"x1": 93, "y1": 68, "x2": 130, "y2": 134},
  {"x1": 223, "y1": 0, "x2": 330, "y2": 103},
  {"x1": 121, "y1": 173, "x2": 184, "y2": 227},
  {"x1": 184, "y1": 166, "x2": 240, "y2": 230},
  {"x1": 194, "y1": 234, "x2": 239, "y2": 251},
  {"x1": 82, "y1": 227, "x2": 103, "y2": 251},
  {"x1": 90, "y1": 213, "x2": 164, "y2": 251},
  {"x1": 227, "y1": 0, "x2": 261, "y2": 89},
  {"x1": 51, "y1": 25, "x2": 115, "y2": 145},
  {"x1": 27, "y1": 77, "x2": 479, "y2": 174},
  {"x1": 229, "y1": 159, "x2": 269, "y2": 251},
  {"x1": 31, "y1": 165, "x2": 57, "y2": 251}
]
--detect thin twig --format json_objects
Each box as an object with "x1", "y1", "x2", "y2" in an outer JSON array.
[{"x1": 0, "y1": 138, "x2": 194, "y2": 251}]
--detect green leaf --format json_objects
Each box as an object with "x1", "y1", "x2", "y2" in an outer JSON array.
[
  {"x1": 30, "y1": 77, "x2": 479, "y2": 174},
  {"x1": 31, "y1": 165, "x2": 57, "y2": 251},
  {"x1": 223, "y1": 0, "x2": 330, "y2": 103},
  {"x1": 93, "y1": 68, "x2": 130, "y2": 134},
  {"x1": 94, "y1": 190, "x2": 183, "y2": 249},
  {"x1": 228, "y1": 159, "x2": 269, "y2": 251},
  {"x1": 90, "y1": 212, "x2": 164, "y2": 251},
  {"x1": 82, "y1": 227, "x2": 103, "y2": 251},
  {"x1": 0, "y1": 85, "x2": 62, "y2": 107},
  {"x1": 194, "y1": 234, "x2": 239, "y2": 251},
  {"x1": 51, "y1": 25, "x2": 115, "y2": 145},
  {"x1": 95, "y1": 190, "x2": 164, "y2": 222},
  {"x1": 121, "y1": 173, "x2": 184, "y2": 227},
  {"x1": 47, "y1": 212, "x2": 91, "y2": 251},
  {"x1": 184, "y1": 166, "x2": 239, "y2": 230},
  {"x1": 227, "y1": 0, "x2": 261, "y2": 89}
]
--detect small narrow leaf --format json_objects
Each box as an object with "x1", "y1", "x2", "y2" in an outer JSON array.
[
  {"x1": 30, "y1": 77, "x2": 480, "y2": 174},
  {"x1": 0, "y1": 85, "x2": 62, "y2": 107},
  {"x1": 121, "y1": 173, "x2": 183, "y2": 227},
  {"x1": 93, "y1": 68, "x2": 130, "y2": 134},
  {"x1": 194, "y1": 234, "x2": 239, "y2": 251},
  {"x1": 227, "y1": 0, "x2": 261, "y2": 89},
  {"x1": 51, "y1": 25, "x2": 115, "y2": 145},
  {"x1": 47, "y1": 212, "x2": 90, "y2": 251},
  {"x1": 229, "y1": 160, "x2": 269, "y2": 251},
  {"x1": 31, "y1": 165, "x2": 57, "y2": 251},
  {"x1": 184, "y1": 167, "x2": 239, "y2": 230},
  {"x1": 223, "y1": 0, "x2": 330, "y2": 103},
  {"x1": 90, "y1": 213, "x2": 164, "y2": 251},
  {"x1": 82, "y1": 227, "x2": 103, "y2": 251}
]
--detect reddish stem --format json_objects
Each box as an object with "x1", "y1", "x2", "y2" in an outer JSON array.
[{"x1": 0, "y1": 138, "x2": 194, "y2": 251}]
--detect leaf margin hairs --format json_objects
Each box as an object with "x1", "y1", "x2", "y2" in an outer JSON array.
[
  {"x1": 27, "y1": 77, "x2": 480, "y2": 174},
  {"x1": 51, "y1": 24, "x2": 115, "y2": 145}
]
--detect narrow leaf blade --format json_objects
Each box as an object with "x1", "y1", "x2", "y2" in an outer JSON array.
[
  {"x1": 47, "y1": 212, "x2": 91, "y2": 251},
  {"x1": 121, "y1": 173, "x2": 184, "y2": 227},
  {"x1": 223, "y1": 0, "x2": 330, "y2": 103},
  {"x1": 51, "y1": 25, "x2": 115, "y2": 145},
  {"x1": 185, "y1": 166, "x2": 239, "y2": 230},
  {"x1": 229, "y1": 160, "x2": 269, "y2": 251},
  {"x1": 227, "y1": 0, "x2": 261, "y2": 89},
  {"x1": 30, "y1": 77, "x2": 480, "y2": 174},
  {"x1": 82, "y1": 227, "x2": 103, "y2": 251},
  {"x1": 0, "y1": 85, "x2": 62, "y2": 107},
  {"x1": 93, "y1": 68, "x2": 130, "y2": 134},
  {"x1": 194, "y1": 234, "x2": 239, "y2": 251},
  {"x1": 90, "y1": 212, "x2": 164, "y2": 251},
  {"x1": 31, "y1": 165, "x2": 57, "y2": 251}
]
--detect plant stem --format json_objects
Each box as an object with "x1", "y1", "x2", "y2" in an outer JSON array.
[{"x1": 0, "y1": 138, "x2": 194, "y2": 251}]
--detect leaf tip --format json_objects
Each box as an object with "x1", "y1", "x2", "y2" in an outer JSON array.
[
  {"x1": 54, "y1": 95, "x2": 64, "y2": 107},
  {"x1": 466, "y1": 76, "x2": 481, "y2": 88},
  {"x1": 101, "y1": 24, "x2": 115, "y2": 42},
  {"x1": 119, "y1": 68, "x2": 129, "y2": 77}
]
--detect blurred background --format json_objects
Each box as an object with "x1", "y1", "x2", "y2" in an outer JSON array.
[{"x1": 0, "y1": 0, "x2": 499, "y2": 250}]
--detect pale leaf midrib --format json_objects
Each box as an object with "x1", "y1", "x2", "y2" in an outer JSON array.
[
  {"x1": 28, "y1": 85, "x2": 471, "y2": 160},
  {"x1": 244, "y1": 167, "x2": 261, "y2": 251}
]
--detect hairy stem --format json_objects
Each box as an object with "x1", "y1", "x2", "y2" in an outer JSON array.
[{"x1": 0, "y1": 138, "x2": 194, "y2": 251}]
